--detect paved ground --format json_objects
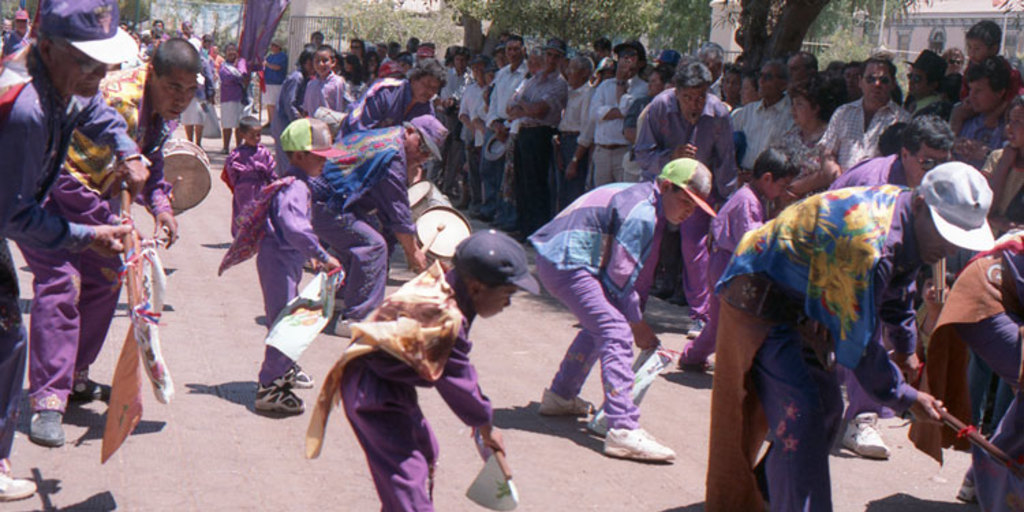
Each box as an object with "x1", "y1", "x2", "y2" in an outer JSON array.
[{"x1": 7, "y1": 129, "x2": 977, "y2": 511}]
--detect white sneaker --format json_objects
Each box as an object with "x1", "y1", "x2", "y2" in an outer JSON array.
[
  {"x1": 604, "y1": 428, "x2": 676, "y2": 463},
  {"x1": 537, "y1": 388, "x2": 593, "y2": 416},
  {"x1": 0, "y1": 473, "x2": 36, "y2": 502},
  {"x1": 841, "y1": 412, "x2": 891, "y2": 459},
  {"x1": 956, "y1": 475, "x2": 977, "y2": 503}
]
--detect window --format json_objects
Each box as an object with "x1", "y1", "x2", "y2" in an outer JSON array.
[
  {"x1": 929, "y1": 28, "x2": 946, "y2": 53},
  {"x1": 898, "y1": 32, "x2": 911, "y2": 53}
]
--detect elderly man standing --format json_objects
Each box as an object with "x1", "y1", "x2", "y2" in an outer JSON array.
[
  {"x1": 555, "y1": 55, "x2": 596, "y2": 210},
  {"x1": 731, "y1": 59, "x2": 794, "y2": 174},
  {"x1": 820, "y1": 57, "x2": 909, "y2": 177},
  {"x1": 589, "y1": 41, "x2": 647, "y2": 187},
  {"x1": 0, "y1": 0, "x2": 146, "y2": 500},
  {"x1": 635, "y1": 60, "x2": 736, "y2": 336},
  {"x1": 23, "y1": 38, "x2": 198, "y2": 449},
  {"x1": 507, "y1": 38, "x2": 569, "y2": 235},
  {"x1": 698, "y1": 43, "x2": 725, "y2": 99},
  {"x1": 786, "y1": 51, "x2": 818, "y2": 93},
  {"x1": 479, "y1": 35, "x2": 527, "y2": 222}
]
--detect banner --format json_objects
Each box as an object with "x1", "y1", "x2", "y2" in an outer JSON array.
[
  {"x1": 150, "y1": 0, "x2": 243, "y2": 46},
  {"x1": 238, "y1": 0, "x2": 290, "y2": 63}
]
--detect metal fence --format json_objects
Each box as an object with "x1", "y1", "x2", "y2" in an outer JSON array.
[{"x1": 286, "y1": 15, "x2": 345, "y2": 74}]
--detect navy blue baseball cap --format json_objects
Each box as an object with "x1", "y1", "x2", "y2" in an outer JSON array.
[
  {"x1": 40, "y1": 0, "x2": 138, "y2": 65},
  {"x1": 454, "y1": 230, "x2": 540, "y2": 294},
  {"x1": 656, "y1": 49, "x2": 682, "y2": 68}
]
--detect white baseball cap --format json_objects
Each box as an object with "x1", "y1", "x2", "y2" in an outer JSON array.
[{"x1": 919, "y1": 161, "x2": 995, "y2": 252}]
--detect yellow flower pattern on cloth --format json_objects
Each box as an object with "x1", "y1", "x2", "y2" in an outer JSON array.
[{"x1": 723, "y1": 185, "x2": 904, "y2": 368}]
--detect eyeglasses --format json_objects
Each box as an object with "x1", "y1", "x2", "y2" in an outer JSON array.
[
  {"x1": 863, "y1": 75, "x2": 891, "y2": 85},
  {"x1": 918, "y1": 155, "x2": 949, "y2": 171}
]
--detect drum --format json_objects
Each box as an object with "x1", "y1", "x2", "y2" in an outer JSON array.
[
  {"x1": 415, "y1": 206, "x2": 472, "y2": 260},
  {"x1": 408, "y1": 180, "x2": 451, "y2": 219},
  {"x1": 162, "y1": 138, "x2": 212, "y2": 214}
]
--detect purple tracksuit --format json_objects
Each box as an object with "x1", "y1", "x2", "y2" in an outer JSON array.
[
  {"x1": 302, "y1": 73, "x2": 347, "y2": 117},
  {"x1": 338, "y1": 78, "x2": 434, "y2": 138},
  {"x1": 311, "y1": 149, "x2": 415, "y2": 321},
  {"x1": 0, "y1": 50, "x2": 139, "y2": 459},
  {"x1": 256, "y1": 171, "x2": 330, "y2": 385},
  {"x1": 633, "y1": 89, "x2": 736, "y2": 323},
  {"x1": 341, "y1": 269, "x2": 492, "y2": 511},
  {"x1": 530, "y1": 183, "x2": 665, "y2": 430},
  {"x1": 681, "y1": 185, "x2": 765, "y2": 365},
  {"x1": 21, "y1": 73, "x2": 175, "y2": 415},
  {"x1": 224, "y1": 143, "x2": 277, "y2": 236},
  {"x1": 829, "y1": 154, "x2": 915, "y2": 420}
]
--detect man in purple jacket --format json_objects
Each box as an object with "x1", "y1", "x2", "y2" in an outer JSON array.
[
  {"x1": 338, "y1": 57, "x2": 444, "y2": 138},
  {"x1": 0, "y1": 0, "x2": 145, "y2": 500}
]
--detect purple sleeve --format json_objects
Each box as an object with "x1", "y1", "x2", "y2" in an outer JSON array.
[
  {"x1": 633, "y1": 99, "x2": 674, "y2": 177},
  {"x1": 0, "y1": 92, "x2": 94, "y2": 250},
  {"x1": 434, "y1": 333, "x2": 493, "y2": 427},
  {"x1": 76, "y1": 92, "x2": 139, "y2": 161},
  {"x1": 326, "y1": 77, "x2": 347, "y2": 112},
  {"x1": 259, "y1": 146, "x2": 279, "y2": 181},
  {"x1": 710, "y1": 114, "x2": 738, "y2": 197},
  {"x1": 368, "y1": 157, "x2": 415, "y2": 234},
  {"x1": 140, "y1": 135, "x2": 173, "y2": 215},
  {"x1": 353, "y1": 87, "x2": 392, "y2": 132},
  {"x1": 617, "y1": 292, "x2": 643, "y2": 324},
  {"x1": 875, "y1": 257, "x2": 918, "y2": 356},
  {"x1": 852, "y1": 330, "x2": 919, "y2": 412},
  {"x1": 272, "y1": 182, "x2": 329, "y2": 262},
  {"x1": 955, "y1": 312, "x2": 1023, "y2": 384},
  {"x1": 714, "y1": 192, "x2": 762, "y2": 253}
]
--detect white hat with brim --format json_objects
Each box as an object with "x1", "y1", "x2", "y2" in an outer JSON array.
[
  {"x1": 920, "y1": 161, "x2": 996, "y2": 253},
  {"x1": 71, "y1": 27, "x2": 138, "y2": 65}
]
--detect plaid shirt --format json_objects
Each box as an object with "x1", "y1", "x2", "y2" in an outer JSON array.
[{"x1": 820, "y1": 98, "x2": 909, "y2": 172}]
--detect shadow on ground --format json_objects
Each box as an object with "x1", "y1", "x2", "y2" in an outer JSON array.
[
  {"x1": 492, "y1": 403, "x2": 604, "y2": 454},
  {"x1": 15, "y1": 400, "x2": 165, "y2": 446},
  {"x1": 186, "y1": 381, "x2": 297, "y2": 419},
  {"x1": 660, "y1": 504, "x2": 704, "y2": 512},
  {"x1": 865, "y1": 493, "x2": 979, "y2": 511},
  {"x1": 660, "y1": 369, "x2": 714, "y2": 390},
  {"x1": 201, "y1": 242, "x2": 232, "y2": 250},
  {"x1": 31, "y1": 468, "x2": 118, "y2": 511}
]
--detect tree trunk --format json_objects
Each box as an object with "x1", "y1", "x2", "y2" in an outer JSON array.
[
  {"x1": 462, "y1": 13, "x2": 485, "y2": 52},
  {"x1": 737, "y1": 0, "x2": 831, "y2": 70}
]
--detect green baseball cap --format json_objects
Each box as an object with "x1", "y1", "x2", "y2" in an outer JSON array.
[
  {"x1": 280, "y1": 118, "x2": 344, "y2": 158},
  {"x1": 658, "y1": 158, "x2": 716, "y2": 217}
]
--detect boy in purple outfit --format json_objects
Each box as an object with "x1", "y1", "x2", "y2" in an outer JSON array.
[
  {"x1": 0, "y1": 0, "x2": 145, "y2": 499},
  {"x1": 219, "y1": 42, "x2": 249, "y2": 154},
  {"x1": 342, "y1": 229, "x2": 538, "y2": 511},
  {"x1": 338, "y1": 58, "x2": 445, "y2": 138},
  {"x1": 530, "y1": 159, "x2": 716, "y2": 462},
  {"x1": 679, "y1": 148, "x2": 798, "y2": 371},
  {"x1": 222, "y1": 116, "x2": 277, "y2": 236},
  {"x1": 634, "y1": 60, "x2": 736, "y2": 337},
  {"x1": 253, "y1": 118, "x2": 342, "y2": 414},
  {"x1": 302, "y1": 45, "x2": 347, "y2": 118}
]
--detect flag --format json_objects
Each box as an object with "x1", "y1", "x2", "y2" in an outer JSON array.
[{"x1": 238, "y1": 0, "x2": 290, "y2": 64}]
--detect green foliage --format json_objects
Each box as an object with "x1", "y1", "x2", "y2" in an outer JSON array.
[
  {"x1": 649, "y1": 0, "x2": 712, "y2": 54},
  {"x1": 323, "y1": 0, "x2": 463, "y2": 50}
]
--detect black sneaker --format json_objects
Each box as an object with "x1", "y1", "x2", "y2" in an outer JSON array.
[
  {"x1": 70, "y1": 379, "x2": 111, "y2": 403},
  {"x1": 254, "y1": 378, "x2": 304, "y2": 415},
  {"x1": 284, "y1": 364, "x2": 315, "y2": 389},
  {"x1": 29, "y1": 411, "x2": 65, "y2": 448}
]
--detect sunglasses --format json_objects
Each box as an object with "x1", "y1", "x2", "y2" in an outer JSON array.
[
  {"x1": 864, "y1": 75, "x2": 891, "y2": 85},
  {"x1": 918, "y1": 155, "x2": 949, "y2": 171}
]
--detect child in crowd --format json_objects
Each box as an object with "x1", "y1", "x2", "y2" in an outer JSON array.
[
  {"x1": 984, "y1": 95, "x2": 1024, "y2": 235},
  {"x1": 679, "y1": 148, "x2": 799, "y2": 371},
  {"x1": 253, "y1": 118, "x2": 342, "y2": 414},
  {"x1": 342, "y1": 230, "x2": 539, "y2": 510},
  {"x1": 302, "y1": 45, "x2": 347, "y2": 117},
  {"x1": 222, "y1": 116, "x2": 277, "y2": 236}
]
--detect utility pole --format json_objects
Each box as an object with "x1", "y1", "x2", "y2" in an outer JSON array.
[{"x1": 877, "y1": 0, "x2": 886, "y2": 48}]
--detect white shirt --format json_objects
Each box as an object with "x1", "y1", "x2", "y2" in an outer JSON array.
[
  {"x1": 820, "y1": 98, "x2": 910, "y2": 171},
  {"x1": 440, "y1": 66, "x2": 470, "y2": 101},
  {"x1": 590, "y1": 76, "x2": 648, "y2": 145},
  {"x1": 559, "y1": 83, "x2": 595, "y2": 146},
  {"x1": 459, "y1": 80, "x2": 486, "y2": 146},
  {"x1": 731, "y1": 95, "x2": 795, "y2": 170},
  {"x1": 485, "y1": 61, "x2": 528, "y2": 125}
]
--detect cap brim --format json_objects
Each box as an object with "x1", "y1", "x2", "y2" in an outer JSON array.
[
  {"x1": 513, "y1": 272, "x2": 541, "y2": 294},
  {"x1": 682, "y1": 187, "x2": 717, "y2": 218},
  {"x1": 70, "y1": 28, "x2": 138, "y2": 65},
  {"x1": 311, "y1": 146, "x2": 346, "y2": 158},
  {"x1": 417, "y1": 127, "x2": 443, "y2": 160},
  {"x1": 928, "y1": 204, "x2": 995, "y2": 252}
]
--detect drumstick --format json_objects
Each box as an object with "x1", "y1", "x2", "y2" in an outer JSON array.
[
  {"x1": 422, "y1": 223, "x2": 447, "y2": 255},
  {"x1": 939, "y1": 408, "x2": 1023, "y2": 478},
  {"x1": 933, "y1": 258, "x2": 947, "y2": 304}
]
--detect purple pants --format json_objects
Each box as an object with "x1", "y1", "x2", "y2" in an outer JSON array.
[
  {"x1": 537, "y1": 258, "x2": 640, "y2": 430},
  {"x1": 681, "y1": 247, "x2": 730, "y2": 365},
  {"x1": 255, "y1": 237, "x2": 300, "y2": 386},
  {"x1": 342, "y1": 358, "x2": 439, "y2": 511},
  {"x1": 311, "y1": 204, "x2": 387, "y2": 321},
  {"x1": 21, "y1": 243, "x2": 121, "y2": 413},
  {"x1": 754, "y1": 323, "x2": 845, "y2": 512},
  {"x1": 680, "y1": 208, "x2": 711, "y2": 322},
  {"x1": 0, "y1": 241, "x2": 26, "y2": 460}
]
